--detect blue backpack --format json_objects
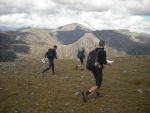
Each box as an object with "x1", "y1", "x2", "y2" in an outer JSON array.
[{"x1": 77, "y1": 50, "x2": 84, "y2": 58}]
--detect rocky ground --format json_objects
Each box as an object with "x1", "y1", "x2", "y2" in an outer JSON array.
[{"x1": 0, "y1": 56, "x2": 150, "y2": 113}]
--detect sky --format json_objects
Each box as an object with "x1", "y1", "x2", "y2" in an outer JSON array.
[{"x1": 0, "y1": 0, "x2": 150, "y2": 33}]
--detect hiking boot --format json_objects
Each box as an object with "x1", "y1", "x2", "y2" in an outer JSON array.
[
  {"x1": 96, "y1": 92, "x2": 102, "y2": 97},
  {"x1": 52, "y1": 72, "x2": 55, "y2": 75},
  {"x1": 82, "y1": 91, "x2": 89, "y2": 102},
  {"x1": 80, "y1": 68, "x2": 84, "y2": 71}
]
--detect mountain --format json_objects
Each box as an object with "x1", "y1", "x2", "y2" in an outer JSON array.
[
  {"x1": 57, "y1": 23, "x2": 90, "y2": 31},
  {"x1": 0, "y1": 31, "x2": 29, "y2": 61},
  {"x1": 50, "y1": 23, "x2": 90, "y2": 44},
  {"x1": 0, "y1": 23, "x2": 150, "y2": 61},
  {"x1": 92, "y1": 30, "x2": 150, "y2": 55},
  {"x1": 0, "y1": 25, "x2": 17, "y2": 31}
]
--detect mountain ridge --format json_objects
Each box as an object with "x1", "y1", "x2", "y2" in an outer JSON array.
[{"x1": 0, "y1": 23, "x2": 150, "y2": 61}]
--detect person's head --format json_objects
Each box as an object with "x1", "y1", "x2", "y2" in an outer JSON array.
[
  {"x1": 53, "y1": 45, "x2": 57, "y2": 49},
  {"x1": 99, "y1": 40, "x2": 105, "y2": 48}
]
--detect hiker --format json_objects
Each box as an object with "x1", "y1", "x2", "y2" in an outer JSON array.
[
  {"x1": 82, "y1": 40, "x2": 112, "y2": 102},
  {"x1": 76, "y1": 47, "x2": 85, "y2": 70},
  {"x1": 42, "y1": 45, "x2": 57, "y2": 75}
]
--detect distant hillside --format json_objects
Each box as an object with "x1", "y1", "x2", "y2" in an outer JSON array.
[
  {"x1": 0, "y1": 23, "x2": 150, "y2": 61},
  {"x1": 0, "y1": 25, "x2": 17, "y2": 31},
  {"x1": 92, "y1": 30, "x2": 150, "y2": 55},
  {"x1": 0, "y1": 32, "x2": 30, "y2": 61}
]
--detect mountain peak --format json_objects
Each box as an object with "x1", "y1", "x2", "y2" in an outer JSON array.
[{"x1": 57, "y1": 23, "x2": 90, "y2": 31}]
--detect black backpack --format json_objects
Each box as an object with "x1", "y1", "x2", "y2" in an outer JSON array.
[
  {"x1": 86, "y1": 49, "x2": 100, "y2": 71},
  {"x1": 47, "y1": 49, "x2": 54, "y2": 59}
]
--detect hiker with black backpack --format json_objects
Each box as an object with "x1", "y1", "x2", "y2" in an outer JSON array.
[
  {"x1": 82, "y1": 40, "x2": 112, "y2": 102},
  {"x1": 76, "y1": 47, "x2": 85, "y2": 71},
  {"x1": 42, "y1": 45, "x2": 57, "y2": 75}
]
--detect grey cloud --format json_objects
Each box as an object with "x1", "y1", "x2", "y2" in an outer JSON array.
[
  {"x1": 129, "y1": 9, "x2": 150, "y2": 16},
  {"x1": 0, "y1": 1, "x2": 34, "y2": 15},
  {"x1": 0, "y1": 0, "x2": 59, "y2": 15},
  {"x1": 124, "y1": 0, "x2": 150, "y2": 16},
  {"x1": 51, "y1": 0, "x2": 110, "y2": 12}
]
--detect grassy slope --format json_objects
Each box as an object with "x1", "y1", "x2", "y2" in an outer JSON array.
[{"x1": 0, "y1": 56, "x2": 150, "y2": 113}]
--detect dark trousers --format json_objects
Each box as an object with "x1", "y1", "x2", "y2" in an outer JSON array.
[
  {"x1": 91, "y1": 69, "x2": 102, "y2": 89},
  {"x1": 79, "y1": 58, "x2": 84, "y2": 65},
  {"x1": 43, "y1": 59, "x2": 55, "y2": 74}
]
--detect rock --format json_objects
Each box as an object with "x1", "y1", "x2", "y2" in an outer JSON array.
[
  {"x1": 65, "y1": 76, "x2": 69, "y2": 79},
  {"x1": 117, "y1": 77, "x2": 121, "y2": 80},
  {"x1": 74, "y1": 91, "x2": 79, "y2": 96},
  {"x1": 13, "y1": 63, "x2": 16, "y2": 67},
  {"x1": 65, "y1": 103, "x2": 70, "y2": 106},
  {"x1": 137, "y1": 89, "x2": 150, "y2": 94},
  {"x1": 143, "y1": 89, "x2": 150, "y2": 93},
  {"x1": 13, "y1": 110, "x2": 19, "y2": 113},
  {"x1": 81, "y1": 75, "x2": 84, "y2": 78},
  {"x1": 69, "y1": 109, "x2": 74, "y2": 113},
  {"x1": 99, "y1": 108, "x2": 103, "y2": 111},
  {"x1": 62, "y1": 76, "x2": 70, "y2": 80},
  {"x1": 123, "y1": 70, "x2": 127, "y2": 73},
  {"x1": 36, "y1": 103, "x2": 39, "y2": 106},
  {"x1": 90, "y1": 79, "x2": 95, "y2": 81},
  {"x1": 75, "y1": 85, "x2": 80, "y2": 88},
  {"x1": 137, "y1": 89, "x2": 143, "y2": 93},
  {"x1": 3, "y1": 71, "x2": 6, "y2": 74}
]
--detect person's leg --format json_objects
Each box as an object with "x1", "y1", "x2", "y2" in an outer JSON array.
[
  {"x1": 43, "y1": 67, "x2": 50, "y2": 73},
  {"x1": 76, "y1": 58, "x2": 82, "y2": 70},
  {"x1": 80, "y1": 58, "x2": 84, "y2": 71},
  {"x1": 82, "y1": 70, "x2": 99, "y2": 102},
  {"x1": 96, "y1": 69, "x2": 102, "y2": 97},
  {"x1": 80, "y1": 58, "x2": 83, "y2": 65},
  {"x1": 82, "y1": 69, "x2": 103, "y2": 102},
  {"x1": 42, "y1": 60, "x2": 51, "y2": 73},
  {"x1": 89, "y1": 70, "x2": 99, "y2": 93},
  {"x1": 50, "y1": 60, "x2": 55, "y2": 74},
  {"x1": 76, "y1": 58, "x2": 84, "y2": 70}
]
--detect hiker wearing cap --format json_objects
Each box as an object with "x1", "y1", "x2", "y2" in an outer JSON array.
[
  {"x1": 42, "y1": 45, "x2": 57, "y2": 75},
  {"x1": 82, "y1": 40, "x2": 111, "y2": 102}
]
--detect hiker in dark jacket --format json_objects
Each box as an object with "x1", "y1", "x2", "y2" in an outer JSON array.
[
  {"x1": 82, "y1": 40, "x2": 111, "y2": 102},
  {"x1": 76, "y1": 47, "x2": 85, "y2": 70},
  {"x1": 42, "y1": 45, "x2": 57, "y2": 75}
]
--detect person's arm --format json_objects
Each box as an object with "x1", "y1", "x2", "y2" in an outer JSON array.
[
  {"x1": 54, "y1": 50, "x2": 57, "y2": 59},
  {"x1": 107, "y1": 60, "x2": 114, "y2": 65},
  {"x1": 103, "y1": 51, "x2": 113, "y2": 65},
  {"x1": 45, "y1": 52, "x2": 47, "y2": 58}
]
